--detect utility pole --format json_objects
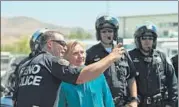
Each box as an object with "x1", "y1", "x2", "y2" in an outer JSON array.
[{"x1": 106, "y1": 1, "x2": 110, "y2": 15}]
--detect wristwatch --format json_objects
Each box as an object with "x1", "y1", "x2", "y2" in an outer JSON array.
[{"x1": 129, "y1": 97, "x2": 140, "y2": 103}]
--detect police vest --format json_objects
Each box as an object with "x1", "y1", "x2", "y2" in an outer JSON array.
[
  {"x1": 86, "y1": 43, "x2": 131, "y2": 98},
  {"x1": 129, "y1": 49, "x2": 167, "y2": 96}
]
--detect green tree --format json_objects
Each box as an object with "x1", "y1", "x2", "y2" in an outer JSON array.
[
  {"x1": 68, "y1": 28, "x2": 92, "y2": 40},
  {"x1": 15, "y1": 36, "x2": 30, "y2": 54},
  {"x1": 1, "y1": 36, "x2": 30, "y2": 54}
]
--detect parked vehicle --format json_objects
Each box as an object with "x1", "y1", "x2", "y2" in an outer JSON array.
[
  {"x1": 157, "y1": 42, "x2": 178, "y2": 58},
  {"x1": 0, "y1": 96, "x2": 13, "y2": 107},
  {"x1": 1, "y1": 52, "x2": 13, "y2": 77}
]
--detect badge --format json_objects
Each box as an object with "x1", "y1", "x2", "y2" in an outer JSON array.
[{"x1": 133, "y1": 58, "x2": 139, "y2": 62}]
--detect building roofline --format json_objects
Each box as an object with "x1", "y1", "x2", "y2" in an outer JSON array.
[{"x1": 119, "y1": 13, "x2": 178, "y2": 18}]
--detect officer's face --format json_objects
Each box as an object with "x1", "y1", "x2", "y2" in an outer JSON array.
[
  {"x1": 48, "y1": 33, "x2": 67, "y2": 58},
  {"x1": 68, "y1": 44, "x2": 86, "y2": 67},
  {"x1": 140, "y1": 36, "x2": 154, "y2": 52},
  {"x1": 100, "y1": 28, "x2": 114, "y2": 44}
]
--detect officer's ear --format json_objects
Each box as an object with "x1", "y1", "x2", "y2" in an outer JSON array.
[{"x1": 46, "y1": 39, "x2": 53, "y2": 49}]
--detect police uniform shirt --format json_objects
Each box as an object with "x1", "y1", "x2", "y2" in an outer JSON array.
[
  {"x1": 129, "y1": 48, "x2": 178, "y2": 103},
  {"x1": 85, "y1": 43, "x2": 137, "y2": 99},
  {"x1": 15, "y1": 52, "x2": 81, "y2": 107},
  {"x1": 129, "y1": 48, "x2": 158, "y2": 96}
]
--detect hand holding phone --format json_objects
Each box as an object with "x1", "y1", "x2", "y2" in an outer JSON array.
[{"x1": 117, "y1": 37, "x2": 123, "y2": 45}]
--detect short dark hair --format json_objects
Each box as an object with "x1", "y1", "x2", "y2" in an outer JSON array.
[{"x1": 39, "y1": 31, "x2": 65, "y2": 48}]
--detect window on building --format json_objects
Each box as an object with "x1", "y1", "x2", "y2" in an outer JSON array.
[
  {"x1": 173, "y1": 22, "x2": 178, "y2": 27},
  {"x1": 163, "y1": 30, "x2": 168, "y2": 37},
  {"x1": 159, "y1": 22, "x2": 178, "y2": 28}
]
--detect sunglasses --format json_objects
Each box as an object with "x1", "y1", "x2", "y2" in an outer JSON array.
[
  {"x1": 100, "y1": 29, "x2": 114, "y2": 33},
  {"x1": 141, "y1": 36, "x2": 154, "y2": 40},
  {"x1": 51, "y1": 40, "x2": 67, "y2": 46}
]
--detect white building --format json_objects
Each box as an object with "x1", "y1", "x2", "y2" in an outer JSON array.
[{"x1": 118, "y1": 13, "x2": 178, "y2": 38}]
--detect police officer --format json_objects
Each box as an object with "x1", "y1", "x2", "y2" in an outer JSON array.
[
  {"x1": 171, "y1": 54, "x2": 178, "y2": 107},
  {"x1": 129, "y1": 22, "x2": 178, "y2": 107},
  {"x1": 171, "y1": 54, "x2": 178, "y2": 79},
  {"x1": 13, "y1": 28, "x2": 125, "y2": 107},
  {"x1": 85, "y1": 15, "x2": 138, "y2": 107},
  {"x1": 1, "y1": 40, "x2": 36, "y2": 105},
  {"x1": 2, "y1": 30, "x2": 48, "y2": 103},
  {"x1": 2, "y1": 30, "x2": 43, "y2": 98},
  {"x1": 2, "y1": 56, "x2": 29, "y2": 96}
]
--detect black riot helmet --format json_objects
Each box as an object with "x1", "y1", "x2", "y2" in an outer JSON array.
[
  {"x1": 134, "y1": 23, "x2": 158, "y2": 49},
  {"x1": 29, "y1": 28, "x2": 49, "y2": 54},
  {"x1": 95, "y1": 15, "x2": 119, "y2": 41}
]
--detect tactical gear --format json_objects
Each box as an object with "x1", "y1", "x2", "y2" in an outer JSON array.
[
  {"x1": 128, "y1": 96, "x2": 140, "y2": 104},
  {"x1": 141, "y1": 93, "x2": 162, "y2": 104},
  {"x1": 86, "y1": 43, "x2": 137, "y2": 107},
  {"x1": 129, "y1": 48, "x2": 178, "y2": 107},
  {"x1": 13, "y1": 52, "x2": 81, "y2": 107},
  {"x1": 95, "y1": 15, "x2": 119, "y2": 41}
]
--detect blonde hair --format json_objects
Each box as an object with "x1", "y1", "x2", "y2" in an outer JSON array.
[{"x1": 65, "y1": 40, "x2": 86, "y2": 61}]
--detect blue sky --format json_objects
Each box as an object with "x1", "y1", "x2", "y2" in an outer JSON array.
[{"x1": 1, "y1": 1, "x2": 178, "y2": 30}]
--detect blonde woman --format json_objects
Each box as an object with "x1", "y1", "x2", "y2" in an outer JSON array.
[{"x1": 56, "y1": 40, "x2": 114, "y2": 107}]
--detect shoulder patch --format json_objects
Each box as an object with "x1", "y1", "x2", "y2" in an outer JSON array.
[
  {"x1": 58, "y1": 59, "x2": 70, "y2": 66},
  {"x1": 93, "y1": 55, "x2": 101, "y2": 62},
  {"x1": 94, "y1": 57, "x2": 100, "y2": 62}
]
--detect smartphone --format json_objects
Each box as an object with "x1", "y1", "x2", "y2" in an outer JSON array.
[{"x1": 117, "y1": 37, "x2": 123, "y2": 45}]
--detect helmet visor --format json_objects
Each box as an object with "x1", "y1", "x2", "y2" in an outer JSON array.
[
  {"x1": 136, "y1": 24, "x2": 157, "y2": 34},
  {"x1": 96, "y1": 16, "x2": 119, "y2": 29}
]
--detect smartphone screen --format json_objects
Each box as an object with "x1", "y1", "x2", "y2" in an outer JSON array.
[{"x1": 117, "y1": 37, "x2": 123, "y2": 45}]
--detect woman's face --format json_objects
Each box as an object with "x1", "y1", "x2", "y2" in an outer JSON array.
[{"x1": 68, "y1": 44, "x2": 86, "y2": 67}]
